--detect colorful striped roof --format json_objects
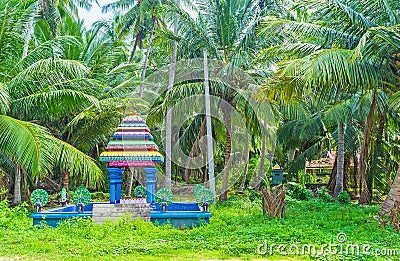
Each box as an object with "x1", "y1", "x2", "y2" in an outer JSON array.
[
  {"x1": 118, "y1": 126, "x2": 150, "y2": 130},
  {"x1": 99, "y1": 115, "x2": 164, "y2": 167},
  {"x1": 113, "y1": 132, "x2": 154, "y2": 140}
]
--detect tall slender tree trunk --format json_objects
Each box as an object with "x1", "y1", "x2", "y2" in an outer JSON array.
[
  {"x1": 289, "y1": 149, "x2": 296, "y2": 161},
  {"x1": 126, "y1": 169, "x2": 134, "y2": 197},
  {"x1": 238, "y1": 130, "x2": 249, "y2": 193},
  {"x1": 333, "y1": 122, "x2": 345, "y2": 198},
  {"x1": 128, "y1": 0, "x2": 144, "y2": 64},
  {"x1": 219, "y1": 105, "x2": 232, "y2": 202},
  {"x1": 255, "y1": 134, "x2": 267, "y2": 192},
  {"x1": 359, "y1": 92, "x2": 377, "y2": 204},
  {"x1": 13, "y1": 165, "x2": 22, "y2": 204},
  {"x1": 202, "y1": 148, "x2": 207, "y2": 183},
  {"x1": 352, "y1": 149, "x2": 359, "y2": 196},
  {"x1": 63, "y1": 170, "x2": 70, "y2": 192},
  {"x1": 129, "y1": 33, "x2": 140, "y2": 63},
  {"x1": 370, "y1": 111, "x2": 387, "y2": 192},
  {"x1": 327, "y1": 155, "x2": 338, "y2": 191},
  {"x1": 201, "y1": 129, "x2": 207, "y2": 183},
  {"x1": 165, "y1": 0, "x2": 180, "y2": 189},
  {"x1": 203, "y1": 49, "x2": 216, "y2": 202},
  {"x1": 185, "y1": 118, "x2": 207, "y2": 182},
  {"x1": 343, "y1": 157, "x2": 349, "y2": 191},
  {"x1": 22, "y1": 169, "x2": 30, "y2": 201},
  {"x1": 165, "y1": 101, "x2": 173, "y2": 189},
  {"x1": 140, "y1": 15, "x2": 156, "y2": 97},
  {"x1": 22, "y1": 16, "x2": 34, "y2": 59},
  {"x1": 379, "y1": 165, "x2": 400, "y2": 217}
]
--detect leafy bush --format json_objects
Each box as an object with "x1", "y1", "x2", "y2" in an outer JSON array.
[
  {"x1": 238, "y1": 189, "x2": 262, "y2": 201},
  {"x1": 0, "y1": 200, "x2": 31, "y2": 229},
  {"x1": 91, "y1": 192, "x2": 109, "y2": 201},
  {"x1": 248, "y1": 189, "x2": 262, "y2": 201},
  {"x1": 0, "y1": 196, "x2": 399, "y2": 260},
  {"x1": 287, "y1": 183, "x2": 313, "y2": 201},
  {"x1": 337, "y1": 190, "x2": 351, "y2": 204},
  {"x1": 317, "y1": 188, "x2": 334, "y2": 203}
]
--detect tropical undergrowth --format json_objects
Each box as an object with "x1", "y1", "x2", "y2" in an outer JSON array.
[{"x1": 0, "y1": 193, "x2": 399, "y2": 261}]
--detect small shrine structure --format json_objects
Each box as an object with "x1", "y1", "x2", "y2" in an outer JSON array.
[{"x1": 99, "y1": 115, "x2": 164, "y2": 205}]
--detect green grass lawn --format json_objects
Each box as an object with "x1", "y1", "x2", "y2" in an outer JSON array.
[{"x1": 0, "y1": 194, "x2": 399, "y2": 261}]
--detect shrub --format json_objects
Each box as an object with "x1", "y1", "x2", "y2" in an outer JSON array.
[
  {"x1": 287, "y1": 183, "x2": 313, "y2": 201},
  {"x1": 91, "y1": 192, "x2": 109, "y2": 201},
  {"x1": 0, "y1": 200, "x2": 31, "y2": 228},
  {"x1": 248, "y1": 189, "x2": 262, "y2": 201},
  {"x1": 337, "y1": 191, "x2": 351, "y2": 204},
  {"x1": 239, "y1": 189, "x2": 262, "y2": 201},
  {"x1": 317, "y1": 188, "x2": 334, "y2": 203}
]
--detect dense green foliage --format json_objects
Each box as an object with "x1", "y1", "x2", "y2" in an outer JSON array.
[
  {"x1": 0, "y1": 0, "x2": 399, "y2": 259},
  {"x1": 1, "y1": 195, "x2": 400, "y2": 260},
  {"x1": 287, "y1": 183, "x2": 313, "y2": 201},
  {"x1": 317, "y1": 188, "x2": 335, "y2": 203},
  {"x1": 337, "y1": 191, "x2": 352, "y2": 205},
  {"x1": 0, "y1": 0, "x2": 398, "y2": 206}
]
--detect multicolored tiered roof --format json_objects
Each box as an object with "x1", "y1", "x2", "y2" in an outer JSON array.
[{"x1": 99, "y1": 115, "x2": 164, "y2": 167}]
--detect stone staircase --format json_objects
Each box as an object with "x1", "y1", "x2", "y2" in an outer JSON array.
[{"x1": 92, "y1": 203, "x2": 150, "y2": 224}]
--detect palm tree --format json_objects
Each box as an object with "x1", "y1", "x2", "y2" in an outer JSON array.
[
  {"x1": 380, "y1": 165, "x2": 400, "y2": 216},
  {"x1": 379, "y1": 90, "x2": 400, "y2": 215},
  {"x1": 162, "y1": 0, "x2": 268, "y2": 201},
  {"x1": 0, "y1": 3, "x2": 136, "y2": 201},
  {"x1": 257, "y1": 0, "x2": 400, "y2": 199},
  {"x1": 203, "y1": 48, "x2": 216, "y2": 200},
  {"x1": 0, "y1": 114, "x2": 102, "y2": 204},
  {"x1": 165, "y1": 0, "x2": 180, "y2": 190},
  {"x1": 103, "y1": 0, "x2": 168, "y2": 97},
  {"x1": 39, "y1": 0, "x2": 94, "y2": 37},
  {"x1": 102, "y1": 0, "x2": 154, "y2": 63}
]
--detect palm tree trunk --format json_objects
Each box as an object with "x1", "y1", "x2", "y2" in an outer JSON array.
[
  {"x1": 22, "y1": 16, "x2": 34, "y2": 59},
  {"x1": 126, "y1": 169, "x2": 134, "y2": 197},
  {"x1": 203, "y1": 49, "x2": 216, "y2": 201},
  {"x1": 219, "y1": 105, "x2": 232, "y2": 202},
  {"x1": 128, "y1": 33, "x2": 140, "y2": 63},
  {"x1": 343, "y1": 157, "x2": 349, "y2": 191},
  {"x1": 359, "y1": 92, "x2": 377, "y2": 204},
  {"x1": 13, "y1": 165, "x2": 22, "y2": 204},
  {"x1": 370, "y1": 111, "x2": 387, "y2": 194},
  {"x1": 165, "y1": 0, "x2": 180, "y2": 189},
  {"x1": 63, "y1": 170, "x2": 69, "y2": 192},
  {"x1": 165, "y1": 106, "x2": 172, "y2": 189},
  {"x1": 352, "y1": 149, "x2": 359, "y2": 196},
  {"x1": 22, "y1": 169, "x2": 30, "y2": 201},
  {"x1": 327, "y1": 155, "x2": 338, "y2": 191},
  {"x1": 202, "y1": 145, "x2": 207, "y2": 183},
  {"x1": 140, "y1": 15, "x2": 156, "y2": 96},
  {"x1": 379, "y1": 165, "x2": 400, "y2": 217},
  {"x1": 255, "y1": 134, "x2": 267, "y2": 192},
  {"x1": 289, "y1": 149, "x2": 296, "y2": 161},
  {"x1": 333, "y1": 122, "x2": 345, "y2": 198},
  {"x1": 238, "y1": 130, "x2": 249, "y2": 193},
  {"x1": 185, "y1": 118, "x2": 207, "y2": 182}
]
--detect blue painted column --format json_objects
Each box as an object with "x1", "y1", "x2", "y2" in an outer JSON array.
[
  {"x1": 144, "y1": 167, "x2": 157, "y2": 206},
  {"x1": 110, "y1": 182, "x2": 116, "y2": 204},
  {"x1": 107, "y1": 168, "x2": 123, "y2": 204},
  {"x1": 116, "y1": 182, "x2": 122, "y2": 203}
]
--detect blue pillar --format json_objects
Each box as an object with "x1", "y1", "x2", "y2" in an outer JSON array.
[
  {"x1": 110, "y1": 182, "x2": 116, "y2": 204},
  {"x1": 144, "y1": 167, "x2": 157, "y2": 206},
  {"x1": 107, "y1": 168, "x2": 123, "y2": 204},
  {"x1": 116, "y1": 183, "x2": 122, "y2": 203}
]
